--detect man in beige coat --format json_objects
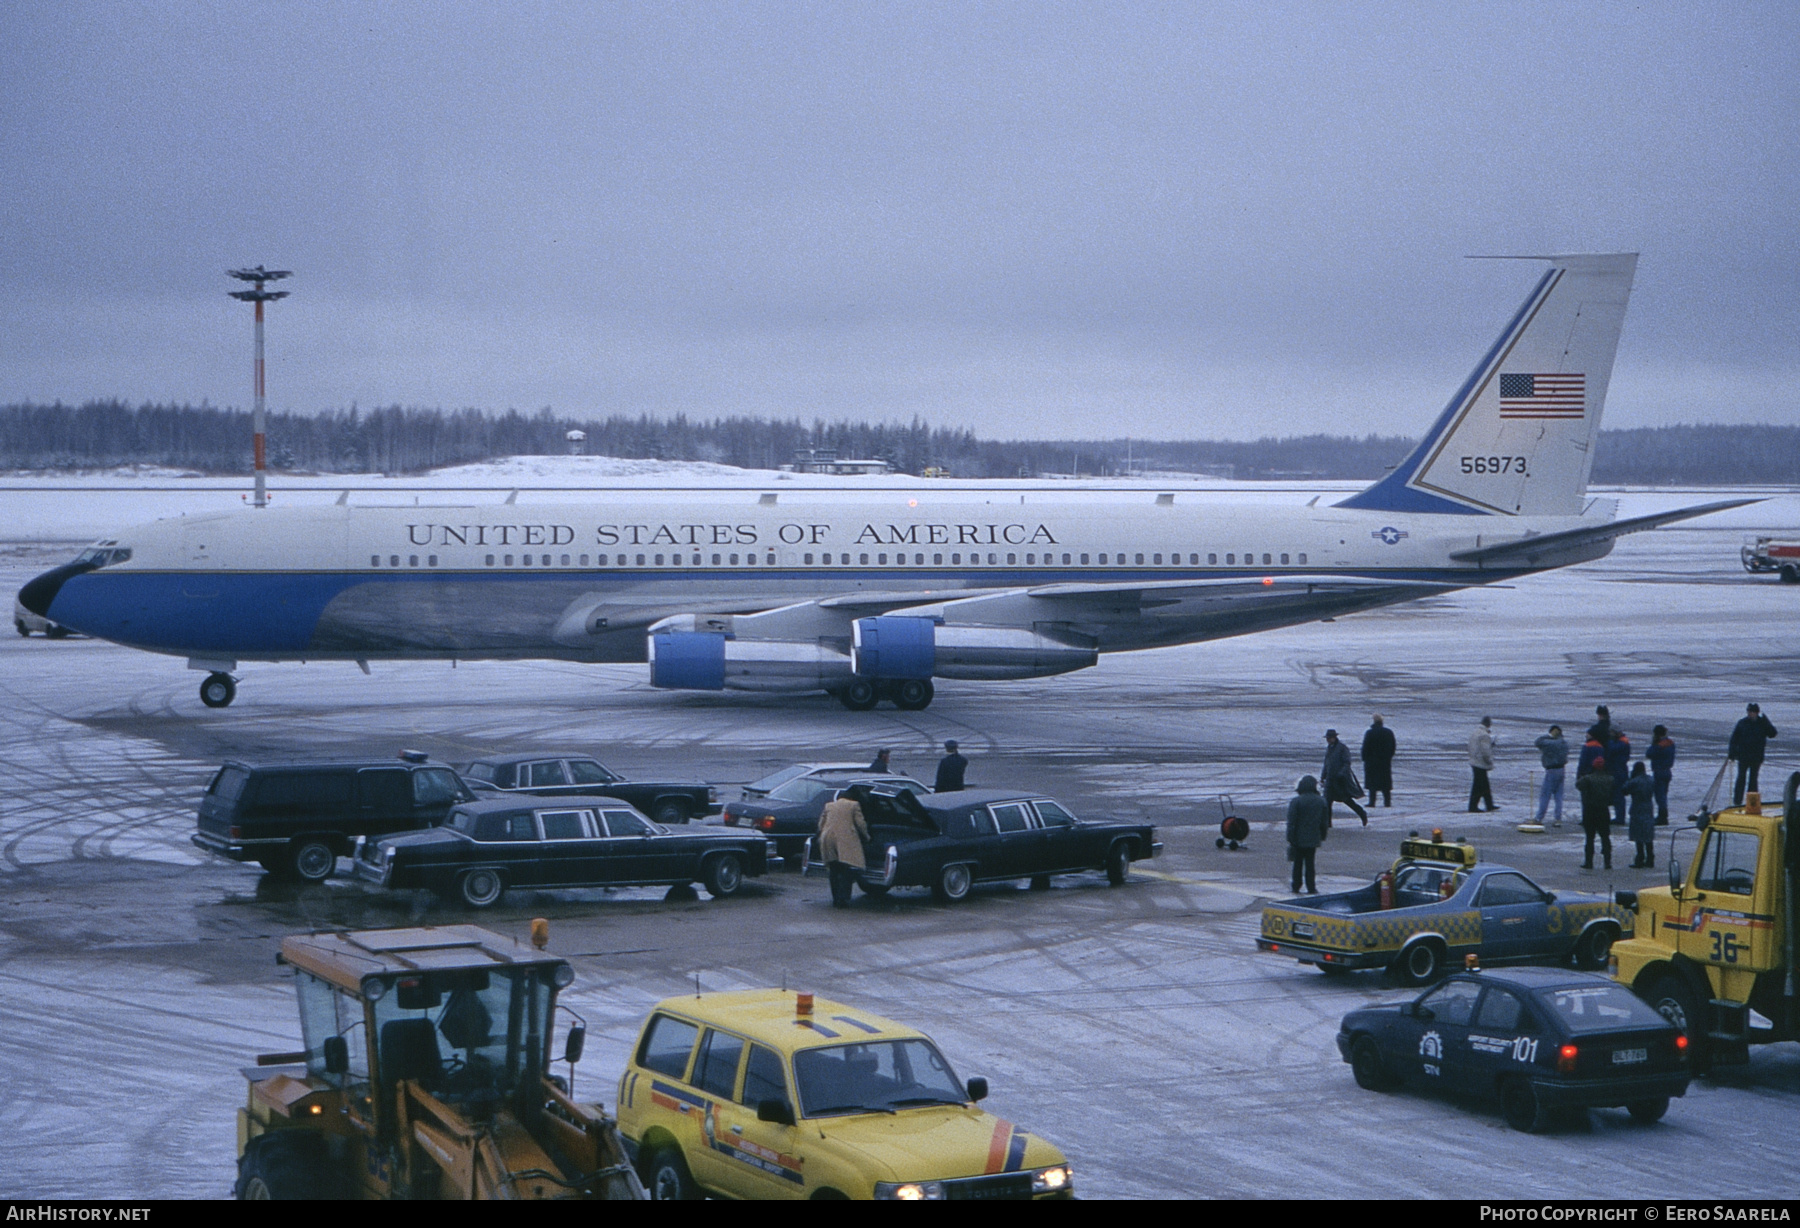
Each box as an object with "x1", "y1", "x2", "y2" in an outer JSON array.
[{"x1": 817, "y1": 794, "x2": 870, "y2": 908}]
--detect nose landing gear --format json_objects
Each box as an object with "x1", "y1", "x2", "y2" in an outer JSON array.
[{"x1": 200, "y1": 672, "x2": 238, "y2": 708}]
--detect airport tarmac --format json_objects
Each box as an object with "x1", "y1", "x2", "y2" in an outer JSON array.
[{"x1": 2, "y1": 516, "x2": 1798, "y2": 1200}]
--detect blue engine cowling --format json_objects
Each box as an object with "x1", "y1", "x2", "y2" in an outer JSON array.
[
  {"x1": 649, "y1": 631, "x2": 727, "y2": 690},
  {"x1": 853, "y1": 616, "x2": 1096, "y2": 681},
  {"x1": 650, "y1": 631, "x2": 855, "y2": 692},
  {"x1": 850, "y1": 617, "x2": 936, "y2": 679}
]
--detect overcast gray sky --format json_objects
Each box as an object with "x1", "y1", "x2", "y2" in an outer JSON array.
[{"x1": 3, "y1": 2, "x2": 1795, "y2": 440}]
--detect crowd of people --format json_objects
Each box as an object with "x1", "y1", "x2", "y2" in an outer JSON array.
[{"x1": 1286, "y1": 703, "x2": 1778, "y2": 888}]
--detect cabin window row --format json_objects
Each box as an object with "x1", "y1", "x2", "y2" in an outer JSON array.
[{"x1": 370, "y1": 549, "x2": 1311, "y2": 569}]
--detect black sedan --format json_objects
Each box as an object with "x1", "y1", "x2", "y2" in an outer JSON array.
[
  {"x1": 1336, "y1": 968, "x2": 1689, "y2": 1132},
  {"x1": 723, "y1": 773, "x2": 929, "y2": 862},
  {"x1": 460, "y1": 752, "x2": 718, "y2": 824},
  {"x1": 834, "y1": 784, "x2": 1161, "y2": 903},
  {"x1": 354, "y1": 796, "x2": 771, "y2": 908}
]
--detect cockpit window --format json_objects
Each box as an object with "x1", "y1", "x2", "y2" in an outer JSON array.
[{"x1": 75, "y1": 547, "x2": 131, "y2": 568}]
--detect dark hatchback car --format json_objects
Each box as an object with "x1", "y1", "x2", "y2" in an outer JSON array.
[
  {"x1": 461, "y1": 753, "x2": 718, "y2": 825},
  {"x1": 193, "y1": 758, "x2": 476, "y2": 882},
  {"x1": 723, "y1": 773, "x2": 930, "y2": 862},
  {"x1": 833, "y1": 784, "x2": 1161, "y2": 903},
  {"x1": 355, "y1": 796, "x2": 772, "y2": 908},
  {"x1": 1337, "y1": 968, "x2": 1689, "y2": 1132}
]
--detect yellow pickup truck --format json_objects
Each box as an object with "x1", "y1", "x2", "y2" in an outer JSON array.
[{"x1": 1260, "y1": 834, "x2": 1632, "y2": 984}]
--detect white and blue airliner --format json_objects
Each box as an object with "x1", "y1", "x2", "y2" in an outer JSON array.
[{"x1": 18, "y1": 254, "x2": 1747, "y2": 710}]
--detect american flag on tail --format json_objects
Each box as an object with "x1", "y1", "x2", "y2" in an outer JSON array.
[{"x1": 1498, "y1": 372, "x2": 1585, "y2": 418}]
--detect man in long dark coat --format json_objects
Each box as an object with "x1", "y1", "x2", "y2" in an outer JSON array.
[{"x1": 1360, "y1": 715, "x2": 1396, "y2": 808}]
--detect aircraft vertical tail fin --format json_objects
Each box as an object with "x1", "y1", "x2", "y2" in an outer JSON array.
[{"x1": 1338, "y1": 253, "x2": 1637, "y2": 517}]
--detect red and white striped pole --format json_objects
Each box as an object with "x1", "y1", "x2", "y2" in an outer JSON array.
[{"x1": 228, "y1": 266, "x2": 291, "y2": 508}]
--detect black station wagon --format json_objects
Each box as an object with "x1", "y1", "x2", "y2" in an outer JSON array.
[
  {"x1": 355, "y1": 796, "x2": 772, "y2": 908},
  {"x1": 193, "y1": 756, "x2": 475, "y2": 882},
  {"x1": 833, "y1": 785, "x2": 1161, "y2": 904},
  {"x1": 1337, "y1": 967, "x2": 1690, "y2": 1132}
]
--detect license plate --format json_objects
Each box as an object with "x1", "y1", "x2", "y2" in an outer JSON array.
[
  {"x1": 1612, "y1": 1048, "x2": 1647, "y2": 1065},
  {"x1": 1291, "y1": 922, "x2": 1315, "y2": 939}
]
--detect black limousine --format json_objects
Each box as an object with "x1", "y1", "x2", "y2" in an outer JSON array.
[
  {"x1": 355, "y1": 796, "x2": 772, "y2": 908},
  {"x1": 460, "y1": 753, "x2": 718, "y2": 825},
  {"x1": 832, "y1": 784, "x2": 1161, "y2": 903}
]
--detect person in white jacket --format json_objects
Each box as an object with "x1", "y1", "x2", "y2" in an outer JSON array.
[{"x1": 1468, "y1": 716, "x2": 1497, "y2": 812}]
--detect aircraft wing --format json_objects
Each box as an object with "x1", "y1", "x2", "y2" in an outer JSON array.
[
  {"x1": 1447, "y1": 498, "x2": 1759, "y2": 567},
  {"x1": 887, "y1": 574, "x2": 1463, "y2": 651}
]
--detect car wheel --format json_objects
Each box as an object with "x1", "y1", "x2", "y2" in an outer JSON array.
[
  {"x1": 1627, "y1": 1096, "x2": 1669, "y2": 1124},
  {"x1": 1395, "y1": 940, "x2": 1443, "y2": 986},
  {"x1": 647, "y1": 1148, "x2": 699, "y2": 1200},
  {"x1": 1351, "y1": 1036, "x2": 1398, "y2": 1091},
  {"x1": 1647, "y1": 973, "x2": 1710, "y2": 1072},
  {"x1": 44, "y1": 624, "x2": 70, "y2": 639},
  {"x1": 1106, "y1": 842, "x2": 1133, "y2": 886},
  {"x1": 932, "y1": 863, "x2": 972, "y2": 903},
  {"x1": 1782, "y1": 564, "x2": 1800, "y2": 584},
  {"x1": 236, "y1": 1131, "x2": 338, "y2": 1199},
  {"x1": 458, "y1": 868, "x2": 505, "y2": 909},
  {"x1": 856, "y1": 880, "x2": 890, "y2": 897},
  {"x1": 15, "y1": 620, "x2": 28, "y2": 637},
  {"x1": 838, "y1": 678, "x2": 879, "y2": 711},
  {"x1": 199, "y1": 672, "x2": 237, "y2": 708},
  {"x1": 892, "y1": 678, "x2": 934, "y2": 710},
  {"x1": 1573, "y1": 924, "x2": 1617, "y2": 970},
  {"x1": 290, "y1": 840, "x2": 337, "y2": 883},
  {"x1": 1501, "y1": 1077, "x2": 1551, "y2": 1133},
  {"x1": 1029, "y1": 874, "x2": 1052, "y2": 891},
  {"x1": 704, "y1": 853, "x2": 744, "y2": 899},
  {"x1": 653, "y1": 801, "x2": 689, "y2": 825}
]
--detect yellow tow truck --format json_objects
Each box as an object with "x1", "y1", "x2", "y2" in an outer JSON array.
[
  {"x1": 236, "y1": 924, "x2": 644, "y2": 1199},
  {"x1": 1610, "y1": 772, "x2": 1798, "y2": 1071}
]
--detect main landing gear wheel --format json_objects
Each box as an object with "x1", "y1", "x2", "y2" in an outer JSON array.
[
  {"x1": 200, "y1": 672, "x2": 237, "y2": 708},
  {"x1": 890, "y1": 678, "x2": 934, "y2": 710},
  {"x1": 838, "y1": 678, "x2": 879, "y2": 711}
]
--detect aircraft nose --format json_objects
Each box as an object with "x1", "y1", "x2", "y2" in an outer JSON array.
[{"x1": 17, "y1": 562, "x2": 89, "y2": 619}]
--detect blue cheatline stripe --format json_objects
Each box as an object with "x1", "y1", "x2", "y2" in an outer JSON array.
[
  {"x1": 1004, "y1": 1131, "x2": 1028, "y2": 1173},
  {"x1": 795, "y1": 1019, "x2": 840, "y2": 1038},
  {"x1": 45, "y1": 564, "x2": 1526, "y2": 658}
]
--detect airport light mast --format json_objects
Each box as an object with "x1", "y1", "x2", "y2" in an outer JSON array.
[{"x1": 227, "y1": 266, "x2": 292, "y2": 508}]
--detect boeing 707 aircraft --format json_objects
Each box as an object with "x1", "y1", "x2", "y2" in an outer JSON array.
[{"x1": 18, "y1": 253, "x2": 1748, "y2": 711}]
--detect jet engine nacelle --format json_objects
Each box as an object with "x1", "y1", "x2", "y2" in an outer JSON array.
[
  {"x1": 648, "y1": 631, "x2": 853, "y2": 693},
  {"x1": 851, "y1": 616, "x2": 1096, "y2": 682}
]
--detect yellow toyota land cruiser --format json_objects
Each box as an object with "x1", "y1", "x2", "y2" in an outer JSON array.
[{"x1": 616, "y1": 989, "x2": 1073, "y2": 1200}]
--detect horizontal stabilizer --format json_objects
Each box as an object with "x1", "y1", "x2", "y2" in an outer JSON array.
[{"x1": 1448, "y1": 498, "x2": 1759, "y2": 566}]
